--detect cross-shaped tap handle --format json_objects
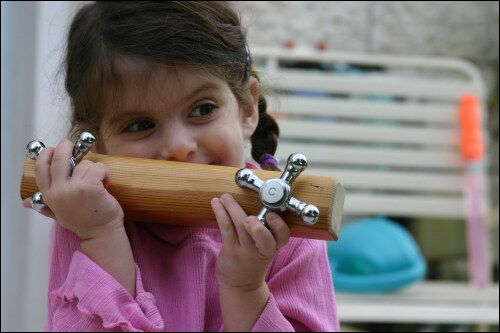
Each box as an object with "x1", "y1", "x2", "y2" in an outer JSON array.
[
  {"x1": 25, "y1": 132, "x2": 96, "y2": 212},
  {"x1": 235, "y1": 153, "x2": 319, "y2": 226}
]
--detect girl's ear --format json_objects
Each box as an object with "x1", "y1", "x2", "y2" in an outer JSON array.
[{"x1": 241, "y1": 76, "x2": 260, "y2": 139}]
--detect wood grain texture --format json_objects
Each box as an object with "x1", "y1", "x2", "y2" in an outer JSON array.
[{"x1": 20, "y1": 153, "x2": 344, "y2": 240}]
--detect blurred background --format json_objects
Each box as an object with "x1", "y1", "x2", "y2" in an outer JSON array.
[{"x1": 1, "y1": 1, "x2": 498, "y2": 331}]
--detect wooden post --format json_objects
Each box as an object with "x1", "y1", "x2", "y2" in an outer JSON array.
[{"x1": 20, "y1": 153, "x2": 344, "y2": 240}]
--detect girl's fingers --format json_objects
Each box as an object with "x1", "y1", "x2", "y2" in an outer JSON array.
[
  {"x1": 218, "y1": 194, "x2": 253, "y2": 247},
  {"x1": 244, "y1": 216, "x2": 276, "y2": 259},
  {"x1": 50, "y1": 140, "x2": 74, "y2": 186},
  {"x1": 81, "y1": 161, "x2": 107, "y2": 184},
  {"x1": 266, "y1": 213, "x2": 290, "y2": 250},
  {"x1": 70, "y1": 160, "x2": 93, "y2": 181},
  {"x1": 23, "y1": 197, "x2": 56, "y2": 220},
  {"x1": 35, "y1": 147, "x2": 55, "y2": 192},
  {"x1": 211, "y1": 198, "x2": 238, "y2": 247}
]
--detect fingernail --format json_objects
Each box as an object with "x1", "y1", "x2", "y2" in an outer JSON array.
[
  {"x1": 268, "y1": 212, "x2": 279, "y2": 221},
  {"x1": 245, "y1": 216, "x2": 257, "y2": 226}
]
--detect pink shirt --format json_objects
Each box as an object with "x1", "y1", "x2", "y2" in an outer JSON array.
[{"x1": 45, "y1": 164, "x2": 340, "y2": 332}]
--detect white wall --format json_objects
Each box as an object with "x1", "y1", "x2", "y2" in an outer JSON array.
[{"x1": 1, "y1": 2, "x2": 76, "y2": 331}]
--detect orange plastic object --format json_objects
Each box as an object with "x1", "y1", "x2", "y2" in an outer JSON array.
[
  {"x1": 315, "y1": 41, "x2": 327, "y2": 51},
  {"x1": 458, "y1": 94, "x2": 484, "y2": 160},
  {"x1": 283, "y1": 40, "x2": 295, "y2": 49}
]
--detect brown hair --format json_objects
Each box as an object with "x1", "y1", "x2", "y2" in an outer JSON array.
[{"x1": 64, "y1": 1, "x2": 280, "y2": 170}]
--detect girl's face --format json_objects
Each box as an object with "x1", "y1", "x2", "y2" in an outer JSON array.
[{"x1": 96, "y1": 64, "x2": 259, "y2": 168}]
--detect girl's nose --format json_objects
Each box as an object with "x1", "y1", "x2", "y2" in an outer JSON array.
[{"x1": 160, "y1": 128, "x2": 198, "y2": 162}]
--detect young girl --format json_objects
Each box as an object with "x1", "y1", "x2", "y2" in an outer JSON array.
[{"x1": 23, "y1": 2, "x2": 339, "y2": 331}]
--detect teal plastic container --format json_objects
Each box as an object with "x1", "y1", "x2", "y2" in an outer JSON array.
[{"x1": 327, "y1": 217, "x2": 427, "y2": 293}]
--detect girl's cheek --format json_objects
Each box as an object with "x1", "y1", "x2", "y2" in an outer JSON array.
[
  {"x1": 105, "y1": 139, "x2": 153, "y2": 159},
  {"x1": 127, "y1": 146, "x2": 156, "y2": 159}
]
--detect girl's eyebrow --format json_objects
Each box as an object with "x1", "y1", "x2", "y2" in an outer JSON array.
[
  {"x1": 184, "y1": 82, "x2": 220, "y2": 101},
  {"x1": 109, "y1": 82, "x2": 220, "y2": 124},
  {"x1": 109, "y1": 110, "x2": 151, "y2": 125}
]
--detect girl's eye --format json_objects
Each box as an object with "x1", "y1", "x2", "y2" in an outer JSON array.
[
  {"x1": 124, "y1": 119, "x2": 155, "y2": 133},
  {"x1": 189, "y1": 103, "x2": 217, "y2": 118}
]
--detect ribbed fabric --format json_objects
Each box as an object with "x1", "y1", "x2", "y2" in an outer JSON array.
[{"x1": 45, "y1": 162, "x2": 340, "y2": 332}]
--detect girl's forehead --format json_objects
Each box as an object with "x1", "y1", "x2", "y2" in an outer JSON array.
[{"x1": 115, "y1": 60, "x2": 228, "y2": 110}]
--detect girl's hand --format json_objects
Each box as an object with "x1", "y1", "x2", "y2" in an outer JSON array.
[
  {"x1": 211, "y1": 193, "x2": 290, "y2": 292},
  {"x1": 22, "y1": 139, "x2": 124, "y2": 240}
]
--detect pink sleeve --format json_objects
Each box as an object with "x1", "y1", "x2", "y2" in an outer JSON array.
[
  {"x1": 45, "y1": 224, "x2": 164, "y2": 332},
  {"x1": 251, "y1": 239, "x2": 340, "y2": 332}
]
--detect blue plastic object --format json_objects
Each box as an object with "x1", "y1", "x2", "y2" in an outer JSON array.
[{"x1": 327, "y1": 217, "x2": 427, "y2": 293}]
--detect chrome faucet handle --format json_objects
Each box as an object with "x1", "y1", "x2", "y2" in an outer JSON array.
[
  {"x1": 25, "y1": 132, "x2": 96, "y2": 212},
  {"x1": 69, "y1": 132, "x2": 96, "y2": 176},
  {"x1": 26, "y1": 131, "x2": 96, "y2": 164},
  {"x1": 26, "y1": 140, "x2": 47, "y2": 213},
  {"x1": 26, "y1": 140, "x2": 46, "y2": 160},
  {"x1": 235, "y1": 153, "x2": 319, "y2": 226}
]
